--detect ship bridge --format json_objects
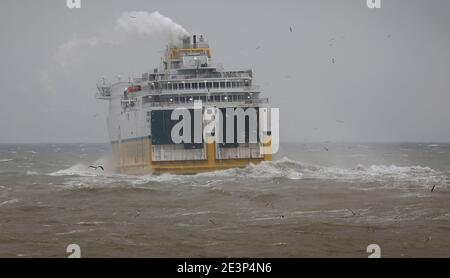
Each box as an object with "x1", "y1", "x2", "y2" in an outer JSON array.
[{"x1": 164, "y1": 34, "x2": 212, "y2": 71}]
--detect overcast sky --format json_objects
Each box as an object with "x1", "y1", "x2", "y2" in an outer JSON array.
[{"x1": 1, "y1": 0, "x2": 449, "y2": 143}]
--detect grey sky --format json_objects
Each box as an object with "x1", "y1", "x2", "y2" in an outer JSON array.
[{"x1": 1, "y1": 0, "x2": 449, "y2": 143}]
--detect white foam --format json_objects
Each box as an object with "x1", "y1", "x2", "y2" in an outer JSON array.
[
  {"x1": 48, "y1": 157, "x2": 115, "y2": 177},
  {"x1": 0, "y1": 159, "x2": 13, "y2": 163},
  {"x1": 26, "y1": 170, "x2": 39, "y2": 176},
  {"x1": 49, "y1": 156, "x2": 449, "y2": 190},
  {"x1": 76, "y1": 221, "x2": 106, "y2": 226},
  {"x1": 49, "y1": 163, "x2": 99, "y2": 177},
  {"x1": 193, "y1": 157, "x2": 448, "y2": 188},
  {"x1": 0, "y1": 198, "x2": 20, "y2": 207}
]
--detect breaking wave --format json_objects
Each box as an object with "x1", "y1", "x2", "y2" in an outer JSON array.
[
  {"x1": 48, "y1": 157, "x2": 115, "y2": 177},
  {"x1": 26, "y1": 170, "x2": 39, "y2": 176},
  {"x1": 193, "y1": 157, "x2": 448, "y2": 187},
  {"x1": 0, "y1": 198, "x2": 20, "y2": 207},
  {"x1": 48, "y1": 157, "x2": 449, "y2": 189},
  {"x1": 49, "y1": 163, "x2": 100, "y2": 177}
]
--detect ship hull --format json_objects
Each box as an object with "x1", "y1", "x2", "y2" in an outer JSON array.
[{"x1": 111, "y1": 137, "x2": 272, "y2": 175}]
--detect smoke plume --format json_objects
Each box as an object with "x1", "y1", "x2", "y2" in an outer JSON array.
[{"x1": 54, "y1": 11, "x2": 190, "y2": 67}]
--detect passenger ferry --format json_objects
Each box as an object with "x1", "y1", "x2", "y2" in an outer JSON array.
[{"x1": 96, "y1": 34, "x2": 273, "y2": 174}]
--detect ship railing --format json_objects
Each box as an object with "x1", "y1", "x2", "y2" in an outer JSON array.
[
  {"x1": 95, "y1": 84, "x2": 112, "y2": 99},
  {"x1": 243, "y1": 85, "x2": 260, "y2": 91},
  {"x1": 148, "y1": 85, "x2": 261, "y2": 94},
  {"x1": 156, "y1": 71, "x2": 252, "y2": 81},
  {"x1": 145, "y1": 98, "x2": 268, "y2": 108}
]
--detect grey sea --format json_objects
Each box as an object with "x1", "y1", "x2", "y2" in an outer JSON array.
[{"x1": 0, "y1": 143, "x2": 449, "y2": 258}]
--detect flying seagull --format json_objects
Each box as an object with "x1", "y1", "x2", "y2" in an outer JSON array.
[
  {"x1": 135, "y1": 210, "x2": 141, "y2": 218},
  {"x1": 431, "y1": 185, "x2": 437, "y2": 192},
  {"x1": 89, "y1": 165, "x2": 104, "y2": 171},
  {"x1": 130, "y1": 15, "x2": 136, "y2": 19},
  {"x1": 289, "y1": 27, "x2": 293, "y2": 33},
  {"x1": 347, "y1": 208, "x2": 357, "y2": 216},
  {"x1": 332, "y1": 58, "x2": 336, "y2": 64}
]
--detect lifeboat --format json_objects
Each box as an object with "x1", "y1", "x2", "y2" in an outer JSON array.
[{"x1": 127, "y1": 85, "x2": 142, "y2": 93}]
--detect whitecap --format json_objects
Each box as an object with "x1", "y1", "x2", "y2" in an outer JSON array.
[
  {"x1": 0, "y1": 198, "x2": 20, "y2": 207},
  {"x1": 26, "y1": 170, "x2": 39, "y2": 176},
  {"x1": 49, "y1": 163, "x2": 99, "y2": 177},
  {"x1": 48, "y1": 157, "x2": 115, "y2": 177},
  {"x1": 48, "y1": 156, "x2": 449, "y2": 191},
  {"x1": 76, "y1": 221, "x2": 106, "y2": 226}
]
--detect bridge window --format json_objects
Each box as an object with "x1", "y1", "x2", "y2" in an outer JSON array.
[
  {"x1": 213, "y1": 82, "x2": 219, "y2": 88},
  {"x1": 220, "y1": 82, "x2": 225, "y2": 88},
  {"x1": 185, "y1": 83, "x2": 191, "y2": 89},
  {"x1": 206, "y1": 82, "x2": 212, "y2": 89},
  {"x1": 192, "y1": 82, "x2": 198, "y2": 89}
]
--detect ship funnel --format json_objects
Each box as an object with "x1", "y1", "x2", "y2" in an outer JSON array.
[
  {"x1": 193, "y1": 35, "x2": 197, "y2": 48},
  {"x1": 182, "y1": 36, "x2": 191, "y2": 48}
]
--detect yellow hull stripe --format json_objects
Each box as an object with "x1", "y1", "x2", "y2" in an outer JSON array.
[{"x1": 111, "y1": 137, "x2": 272, "y2": 175}]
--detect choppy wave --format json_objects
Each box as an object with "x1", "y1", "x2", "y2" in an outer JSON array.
[
  {"x1": 0, "y1": 159, "x2": 13, "y2": 163},
  {"x1": 26, "y1": 170, "x2": 39, "y2": 176},
  {"x1": 48, "y1": 157, "x2": 449, "y2": 190},
  {"x1": 0, "y1": 198, "x2": 20, "y2": 207},
  {"x1": 48, "y1": 157, "x2": 115, "y2": 177},
  {"x1": 49, "y1": 163, "x2": 100, "y2": 177}
]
